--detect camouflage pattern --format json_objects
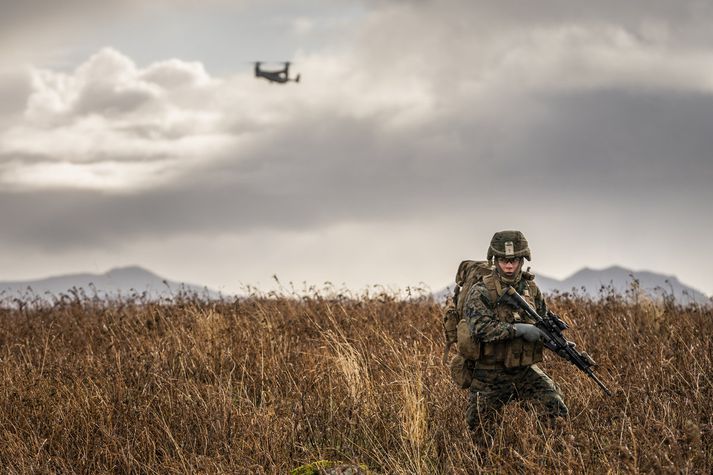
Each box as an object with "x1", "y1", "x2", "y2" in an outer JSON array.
[
  {"x1": 466, "y1": 365, "x2": 568, "y2": 428},
  {"x1": 462, "y1": 273, "x2": 548, "y2": 344},
  {"x1": 461, "y1": 267, "x2": 568, "y2": 426},
  {"x1": 454, "y1": 260, "x2": 494, "y2": 316},
  {"x1": 463, "y1": 280, "x2": 516, "y2": 343},
  {"x1": 487, "y1": 230, "x2": 531, "y2": 262}
]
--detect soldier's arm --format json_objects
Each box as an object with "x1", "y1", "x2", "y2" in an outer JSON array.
[{"x1": 463, "y1": 284, "x2": 516, "y2": 343}]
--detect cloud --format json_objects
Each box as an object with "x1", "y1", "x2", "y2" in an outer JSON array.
[
  {"x1": 140, "y1": 59, "x2": 211, "y2": 89},
  {"x1": 1, "y1": 1, "x2": 713, "y2": 295},
  {"x1": 0, "y1": 68, "x2": 32, "y2": 125},
  {"x1": 2, "y1": 83, "x2": 712, "y2": 251},
  {"x1": 353, "y1": 1, "x2": 713, "y2": 100},
  {"x1": 2, "y1": 44, "x2": 438, "y2": 193},
  {"x1": 24, "y1": 48, "x2": 213, "y2": 121},
  {"x1": 1, "y1": 48, "x2": 236, "y2": 192}
]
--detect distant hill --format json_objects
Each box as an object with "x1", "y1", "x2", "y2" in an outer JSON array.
[
  {"x1": 534, "y1": 265, "x2": 708, "y2": 304},
  {"x1": 437, "y1": 265, "x2": 709, "y2": 304},
  {"x1": 0, "y1": 266, "x2": 219, "y2": 301}
]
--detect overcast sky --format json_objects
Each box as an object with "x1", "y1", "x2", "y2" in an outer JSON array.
[{"x1": 1, "y1": 0, "x2": 712, "y2": 296}]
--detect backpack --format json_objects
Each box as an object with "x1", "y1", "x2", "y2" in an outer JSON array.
[{"x1": 442, "y1": 260, "x2": 493, "y2": 388}]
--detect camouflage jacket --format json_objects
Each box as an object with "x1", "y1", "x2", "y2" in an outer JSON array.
[{"x1": 462, "y1": 273, "x2": 548, "y2": 343}]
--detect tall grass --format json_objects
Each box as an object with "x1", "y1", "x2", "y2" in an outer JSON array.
[{"x1": 0, "y1": 288, "x2": 710, "y2": 473}]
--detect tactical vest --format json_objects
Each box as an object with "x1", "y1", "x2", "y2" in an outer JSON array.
[{"x1": 458, "y1": 271, "x2": 544, "y2": 369}]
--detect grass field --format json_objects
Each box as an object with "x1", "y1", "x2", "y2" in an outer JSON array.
[{"x1": 0, "y1": 287, "x2": 710, "y2": 474}]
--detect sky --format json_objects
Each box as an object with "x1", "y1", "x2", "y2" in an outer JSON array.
[{"x1": 1, "y1": 0, "x2": 712, "y2": 296}]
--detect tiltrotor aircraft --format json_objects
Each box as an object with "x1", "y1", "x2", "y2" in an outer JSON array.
[{"x1": 254, "y1": 62, "x2": 300, "y2": 84}]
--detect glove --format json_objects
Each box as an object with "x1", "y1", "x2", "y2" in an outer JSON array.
[{"x1": 513, "y1": 323, "x2": 543, "y2": 343}]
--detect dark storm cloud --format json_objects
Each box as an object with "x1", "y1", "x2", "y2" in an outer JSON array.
[
  {"x1": 2, "y1": 85, "x2": 712, "y2": 250},
  {"x1": 512, "y1": 90, "x2": 713, "y2": 187},
  {"x1": 0, "y1": 114, "x2": 464, "y2": 249},
  {"x1": 437, "y1": 89, "x2": 713, "y2": 189}
]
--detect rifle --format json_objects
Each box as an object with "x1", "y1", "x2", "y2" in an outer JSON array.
[{"x1": 498, "y1": 286, "x2": 612, "y2": 396}]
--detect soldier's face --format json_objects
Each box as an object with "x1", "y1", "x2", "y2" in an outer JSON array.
[{"x1": 497, "y1": 257, "x2": 522, "y2": 277}]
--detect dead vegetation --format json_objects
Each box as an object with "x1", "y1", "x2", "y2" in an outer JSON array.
[{"x1": 0, "y1": 287, "x2": 710, "y2": 474}]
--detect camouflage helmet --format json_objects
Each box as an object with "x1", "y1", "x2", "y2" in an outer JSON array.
[{"x1": 487, "y1": 230, "x2": 531, "y2": 262}]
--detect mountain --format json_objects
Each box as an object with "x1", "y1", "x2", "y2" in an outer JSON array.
[
  {"x1": 437, "y1": 265, "x2": 709, "y2": 304},
  {"x1": 534, "y1": 265, "x2": 708, "y2": 304},
  {"x1": 0, "y1": 266, "x2": 220, "y2": 301}
]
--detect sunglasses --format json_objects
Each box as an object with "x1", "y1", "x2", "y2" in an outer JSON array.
[{"x1": 498, "y1": 257, "x2": 521, "y2": 264}]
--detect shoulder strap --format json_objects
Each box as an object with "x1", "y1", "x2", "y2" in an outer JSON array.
[
  {"x1": 481, "y1": 273, "x2": 501, "y2": 306},
  {"x1": 527, "y1": 279, "x2": 538, "y2": 296},
  {"x1": 516, "y1": 278, "x2": 528, "y2": 294}
]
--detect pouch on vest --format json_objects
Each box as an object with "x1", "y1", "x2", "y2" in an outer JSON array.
[
  {"x1": 475, "y1": 272, "x2": 545, "y2": 368},
  {"x1": 449, "y1": 354, "x2": 473, "y2": 389},
  {"x1": 504, "y1": 338, "x2": 524, "y2": 368},
  {"x1": 456, "y1": 319, "x2": 480, "y2": 361}
]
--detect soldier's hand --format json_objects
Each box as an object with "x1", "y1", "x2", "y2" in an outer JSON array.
[{"x1": 513, "y1": 323, "x2": 544, "y2": 343}]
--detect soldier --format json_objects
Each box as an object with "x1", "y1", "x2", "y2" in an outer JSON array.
[{"x1": 463, "y1": 230, "x2": 568, "y2": 430}]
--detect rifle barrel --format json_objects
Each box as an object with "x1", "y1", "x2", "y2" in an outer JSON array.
[{"x1": 589, "y1": 371, "x2": 612, "y2": 396}]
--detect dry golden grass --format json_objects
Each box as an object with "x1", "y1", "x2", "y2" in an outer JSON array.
[{"x1": 0, "y1": 287, "x2": 710, "y2": 474}]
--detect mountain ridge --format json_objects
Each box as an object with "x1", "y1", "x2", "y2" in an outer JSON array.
[
  {"x1": 2, "y1": 265, "x2": 708, "y2": 304},
  {"x1": 0, "y1": 266, "x2": 219, "y2": 300},
  {"x1": 528, "y1": 265, "x2": 706, "y2": 303}
]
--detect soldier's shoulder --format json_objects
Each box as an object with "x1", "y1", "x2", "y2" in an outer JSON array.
[
  {"x1": 463, "y1": 279, "x2": 486, "y2": 296},
  {"x1": 464, "y1": 280, "x2": 493, "y2": 305}
]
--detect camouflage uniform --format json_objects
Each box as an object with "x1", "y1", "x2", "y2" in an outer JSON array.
[{"x1": 463, "y1": 231, "x2": 568, "y2": 429}]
